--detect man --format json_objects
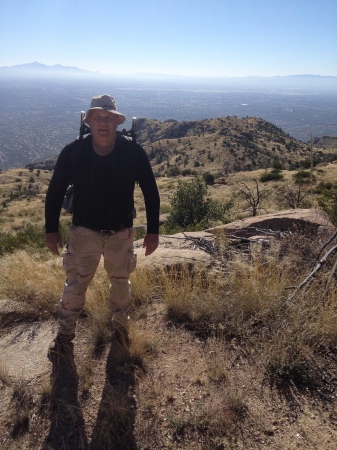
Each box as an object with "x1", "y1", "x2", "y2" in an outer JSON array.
[{"x1": 45, "y1": 94, "x2": 160, "y2": 349}]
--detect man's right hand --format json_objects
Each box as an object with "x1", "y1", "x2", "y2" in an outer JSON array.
[{"x1": 45, "y1": 232, "x2": 63, "y2": 255}]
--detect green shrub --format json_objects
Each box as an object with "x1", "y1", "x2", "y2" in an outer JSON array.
[
  {"x1": 166, "y1": 165, "x2": 181, "y2": 177},
  {"x1": 293, "y1": 170, "x2": 315, "y2": 184},
  {"x1": 181, "y1": 169, "x2": 196, "y2": 177},
  {"x1": 163, "y1": 178, "x2": 227, "y2": 232},
  {"x1": 260, "y1": 169, "x2": 284, "y2": 182},
  {"x1": 203, "y1": 172, "x2": 215, "y2": 185},
  {"x1": 0, "y1": 223, "x2": 45, "y2": 256}
]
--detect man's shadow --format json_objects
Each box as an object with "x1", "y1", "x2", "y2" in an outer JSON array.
[
  {"x1": 90, "y1": 338, "x2": 140, "y2": 450},
  {"x1": 44, "y1": 343, "x2": 88, "y2": 450},
  {"x1": 44, "y1": 337, "x2": 141, "y2": 450}
]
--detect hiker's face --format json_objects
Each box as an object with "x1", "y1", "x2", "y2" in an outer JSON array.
[{"x1": 86, "y1": 110, "x2": 118, "y2": 140}]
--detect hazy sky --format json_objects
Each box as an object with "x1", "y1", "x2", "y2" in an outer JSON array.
[{"x1": 1, "y1": 0, "x2": 336, "y2": 77}]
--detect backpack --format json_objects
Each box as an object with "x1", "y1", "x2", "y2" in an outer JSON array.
[{"x1": 62, "y1": 113, "x2": 138, "y2": 215}]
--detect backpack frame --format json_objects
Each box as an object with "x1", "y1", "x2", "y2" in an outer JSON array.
[{"x1": 62, "y1": 113, "x2": 138, "y2": 214}]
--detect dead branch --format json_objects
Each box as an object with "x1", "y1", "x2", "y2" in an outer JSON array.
[
  {"x1": 287, "y1": 244, "x2": 337, "y2": 303},
  {"x1": 323, "y1": 258, "x2": 337, "y2": 296},
  {"x1": 314, "y1": 230, "x2": 337, "y2": 265}
]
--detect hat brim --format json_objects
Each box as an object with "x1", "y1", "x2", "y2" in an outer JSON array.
[{"x1": 85, "y1": 107, "x2": 126, "y2": 125}]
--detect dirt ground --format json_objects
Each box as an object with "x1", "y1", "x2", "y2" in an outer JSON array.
[{"x1": 1, "y1": 296, "x2": 337, "y2": 450}]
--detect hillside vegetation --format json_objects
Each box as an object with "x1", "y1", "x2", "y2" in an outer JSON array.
[
  {"x1": 313, "y1": 135, "x2": 337, "y2": 149},
  {"x1": 134, "y1": 116, "x2": 337, "y2": 176}
]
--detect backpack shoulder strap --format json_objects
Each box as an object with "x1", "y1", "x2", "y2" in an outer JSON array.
[
  {"x1": 119, "y1": 134, "x2": 139, "y2": 167},
  {"x1": 69, "y1": 134, "x2": 91, "y2": 182}
]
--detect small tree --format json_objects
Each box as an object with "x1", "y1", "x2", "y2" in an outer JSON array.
[
  {"x1": 277, "y1": 184, "x2": 310, "y2": 209},
  {"x1": 238, "y1": 179, "x2": 270, "y2": 217},
  {"x1": 164, "y1": 178, "x2": 226, "y2": 232}
]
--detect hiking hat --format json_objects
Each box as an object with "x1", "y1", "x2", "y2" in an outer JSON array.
[{"x1": 84, "y1": 94, "x2": 126, "y2": 125}]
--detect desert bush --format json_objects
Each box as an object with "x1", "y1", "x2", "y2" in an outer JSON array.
[
  {"x1": 315, "y1": 181, "x2": 337, "y2": 226},
  {"x1": 203, "y1": 172, "x2": 215, "y2": 185},
  {"x1": 163, "y1": 178, "x2": 226, "y2": 232},
  {"x1": 260, "y1": 169, "x2": 284, "y2": 182},
  {"x1": 181, "y1": 168, "x2": 196, "y2": 176},
  {"x1": 166, "y1": 165, "x2": 181, "y2": 177},
  {"x1": 293, "y1": 170, "x2": 315, "y2": 184}
]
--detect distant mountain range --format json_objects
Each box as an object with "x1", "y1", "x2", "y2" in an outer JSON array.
[
  {"x1": 0, "y1": 62, "x2": 95, "y2": 77},
  {"x1": 0, "y1": 62, "x2": 336, "y2": 86}
]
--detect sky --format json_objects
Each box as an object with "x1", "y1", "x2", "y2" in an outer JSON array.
[{"x1": 0, "y1": 0, "x2": 336, "y2": 77}]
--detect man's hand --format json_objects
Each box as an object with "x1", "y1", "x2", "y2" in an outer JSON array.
[
  {"x1": 45, "y1": 232, "x2": 63, "y2": 255},
  {"x1": 143, "y1": 233, "x2": 159, "y2": 256}
]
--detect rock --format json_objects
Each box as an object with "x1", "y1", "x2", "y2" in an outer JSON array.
[
  {"x1": 134, "y1": 232, "x2": 215, "y2": 270},
  {"x1": 134, "y1": 211, "x2": 335, "y2": 270},
  {"x1": 0, "y1": 298, "x2": 39, "y2": 326},
  {"x1": 206, "y1": 209, "x2": 335, "y2": 240}
]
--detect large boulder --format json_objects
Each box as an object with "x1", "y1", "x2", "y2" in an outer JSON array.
[
  {"x1": 206, "y1": 209, "x2": 335, "y2": 240},
  {"x1": 134, "y1": 210, "x2": 335, "y2": 270}
]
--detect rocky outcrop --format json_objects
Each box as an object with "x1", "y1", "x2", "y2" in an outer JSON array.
[
  {"x1": 134, "y1": 232, "x2": 215, "y2": 270},
  {"x1": 135, "y1": 210, "x2": 336, "y2": 270},
  {"x1": 206, "y1": 209, "x2": 335, "y2": 240}
]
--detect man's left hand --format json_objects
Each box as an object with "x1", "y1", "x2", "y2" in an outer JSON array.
[{"x1": 143, "y1": 233, "x2": 159, "y2": 256}]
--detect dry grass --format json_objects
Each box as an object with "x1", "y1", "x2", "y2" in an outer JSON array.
[
  {"x1": 1, "y1": 198, "x2": 46, "y2": 230},
  {"x1": 1, "y1": 236, "x2": 337, "y2": 448},
  {"x1": 0, "y1": 250, "x2": 64, "y2": 314},
  {"x1": 153, "y1": 237, "x2": 337, "y2": 389},
  {"x1": 2, "y1": 234, "x2": 334, "y2": 377}
]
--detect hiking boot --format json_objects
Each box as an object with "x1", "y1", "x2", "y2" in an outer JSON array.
[
  {"x1": 111, "y1": 322, "x2": 130, "y2": 350},
  {"x1": 48, "y1": 333, "x2": 75, "y2": 359}
]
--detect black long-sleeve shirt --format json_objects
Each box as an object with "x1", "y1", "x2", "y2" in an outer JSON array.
[{"x1": 45, "y1": 134, "x2": 160, "y2": 234}]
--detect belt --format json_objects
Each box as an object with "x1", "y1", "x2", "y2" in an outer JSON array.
[
  {"x1": 75, "y1": 218, "x2": 132, "y2": 234},
  {"x1": 91, "y1": 223, "x2": 128, "y2": 234},
  {"x1": 94, "y1": 228, "x2": 127, "y2": 235}
]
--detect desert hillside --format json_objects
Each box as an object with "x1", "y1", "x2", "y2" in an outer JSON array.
[{"x1": 27, "y1": 116, "x2": 337, "y2": 177}]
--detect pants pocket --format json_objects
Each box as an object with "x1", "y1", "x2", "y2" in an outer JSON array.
[
  {"x1": 127, "y1": 250, "x2": 137, "y2": 273},
  {"x1": 63, "y1": 249, "x2": 77, "y2": 280}
]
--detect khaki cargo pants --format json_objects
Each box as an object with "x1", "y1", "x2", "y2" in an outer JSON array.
[{"x1": 58, "y1": 225, "x2": 137, "y2": 335}]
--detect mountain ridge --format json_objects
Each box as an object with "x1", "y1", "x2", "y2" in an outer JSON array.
[
  {"x1": 1, "y1": 62, "x2": 336, "y2": 81},
  {"x1": 26, "y1": 116, "x2": 337, "y2": 175}
]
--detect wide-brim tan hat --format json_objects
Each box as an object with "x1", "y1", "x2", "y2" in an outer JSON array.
[{"x1": 84, "y1": 94, "x2": 126, "y2": 125}]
